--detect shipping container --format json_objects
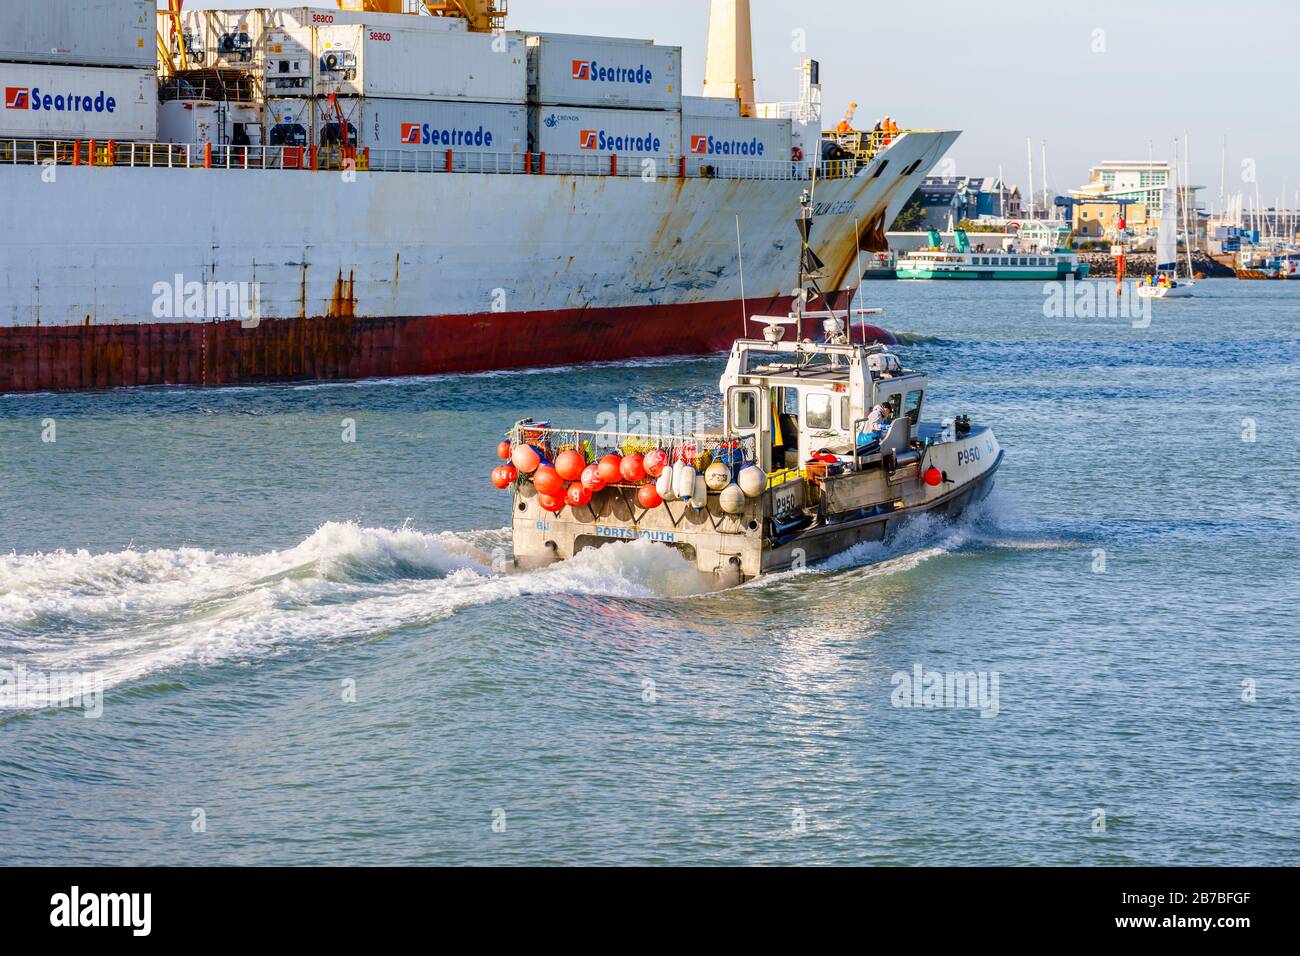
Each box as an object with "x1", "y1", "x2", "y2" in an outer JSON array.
[
  {"x1": 0, "y1": 0, "x2": 154, "y2": 69},
  {"x1": 314, "y1": 25, "x2": 526, "y2": 103},
  {"x1": 527, "y1": 34, "x2": 681, "y2": 111},
  {"x1": 0, "y1": 63, "x2": 157, "y2": 140},
  {"x1": 263, "y1": 27, "x2": 314, "y2": 97},
  {"x1": 314, "y1": 97, "x2": 526, "y2": 155},
  {"x1": 266, "y1": 96, "x2": 314, "y2": 147},
  {"x1": 683, "y1": 95, "x2": 740, "y2": 118},
  {"x1": 531, "y1": 106, "x2": 681, "y2": 157},
  {"x1": 273, "y1": 6, "x2": 468, "y2": 33},
  {"x1": 682, "y1": 115, "x2": 792, "y2": 162},
  {"x1": 158, "y1": 100, "x2": 263, "y2": 147}
]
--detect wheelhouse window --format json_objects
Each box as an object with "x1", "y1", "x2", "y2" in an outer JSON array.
[
  {"x1": 904, "y1": 389, "x2": 924, "y2": 426},
  {"x1": 733, "y1": 390, "x2": 757, "y2": 429},
  {"x1": 806, "y1": 392, "x2": 832, "y2": 429}
]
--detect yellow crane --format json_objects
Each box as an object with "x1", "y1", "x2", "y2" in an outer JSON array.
[{"x1": 335, "y1": 0, "x2": 508, "y2": 33}]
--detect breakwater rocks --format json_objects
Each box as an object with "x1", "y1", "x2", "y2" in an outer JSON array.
[{"x1": 1078, "y1": 250, "x2": 1235, "y2": 278}]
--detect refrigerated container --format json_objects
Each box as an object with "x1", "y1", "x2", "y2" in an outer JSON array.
[
  {"x1": 263, "y1": 27, "x2": 314, "y2": 97},
  {"x1": 314, "y1": 25, "x2": 526, "y2": 103},
  {"x1": 682, "y1": 115, "x2": 792, "y2": 161},
  {"x1": 527, "y1": 34, "x2": 681, "y2": 111},
  {"x1": 683, "y1": 95, "x2": 739, "y2": 118},
  {"x1": 530, "y1": 106, "x2": 681, "y2": 157},
  {"x1": 272, "y1": 7, "x2": 468, "y2": 33},
  {"x1": 0, "y1": 0, "x2": 154, "y2": 69},
  {"x1": 266, "y1": 97, "x2": 313, "y2": 147},
  {"x1": 158, "y1": 100, "x2": 263, "y2": 147},
  {"x1": 314, "y1": 96, "x2": 526, "y2": 154},
  {"x1": 0, "y1": 63, "x2": 157, "y2": 140}
]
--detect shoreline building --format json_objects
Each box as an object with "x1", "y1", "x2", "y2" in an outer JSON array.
[
  {"x1": 1070, "y1": 159, "x2": 1205, "y2": 247},
  {"x1": 914, "y1": 176, "x2": 1021, "y2": 230}
]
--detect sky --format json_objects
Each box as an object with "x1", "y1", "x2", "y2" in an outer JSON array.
[{"x1": 175, "y1": 0, "x2": 1300, "y2": 210}]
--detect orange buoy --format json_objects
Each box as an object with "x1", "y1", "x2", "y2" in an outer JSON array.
[
  {"x1": 643, "y1": 448, "x2": 669, "y2": 477},
  {"x1": 532, "y1": 464, "x2": 564, "y2": 497},
  {"x1": 554, "y1": 449, "x2": 586, "y2": 482},
  {"x1": 924, "y1": 467, "x2": 943, "y2": 487},
  {"x1": 538, "y1": 493, "x2": 564, "y2": 513},
  {"x1": 580, "y1": 464, "x2": 606, "y2": 492},
  {"x1": 597, "y1": 454, "x2": 623, "y2": 485},
  {"x1": 491, "y1": 465, "x2": 516, "y2": 489},
  {"x1": 566, "y1": 484, "x2": 592, "y2": 507},
  {"x1": 496, "y1": 440, "x2": 512, "y2": 460},
  {"x1": 620, "y1": 452, "x2": 646, "y2": 483},
  {"x1": 636, "y1": 484, "x2": 662, "y2": 509},
  {"x1": 512, "y1": 443, "x2": 541, "y2": 474}
]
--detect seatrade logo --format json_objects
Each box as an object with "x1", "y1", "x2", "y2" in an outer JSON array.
[
  {"x1": 400, "y1": 123, "x2": 420, "y2": 144},
  {"x1": 578, "y1": 127, "x2": 664, "y2": 153},
  {"x1": 579, "y1": 129, "x2": 598, "y2": 150},
  {"x1": 689, "y1": 132, "x2": 767, "y2": 157},
  {"x1": 5, "y1": 85, "x2": 118, "y2": 113},
  {"x1": 570, "y1": 58, "x2": 654, "y2": 85},
  {"x1": 398, "y1": 122, "x2": 494, "y2": 147}
]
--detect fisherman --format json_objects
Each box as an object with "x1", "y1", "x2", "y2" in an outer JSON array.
[{"x1": 857, "y1": 402, "x2": 894, "y2": 448}]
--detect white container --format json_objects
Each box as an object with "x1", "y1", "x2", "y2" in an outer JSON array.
[
  {"x1": 158, "y1": 100, "x2": 263, "y2": 147},
  {"x1": 179, "y1": 9, "x2": 267, "y2": 70},
  {"x1": 531, "y1": 106, "x2": 680, "y2": 157},
  {"x1": 314, "y1": 24, "x2": 526, "y2": 104},
  {"x1": 266, "y1": 97, "x2": 313, "y2": 147},
  {"x1": 682, "y1": 115, "x2": 792, "y2": 162},
  {"x1": 527, "y1": 34, "x2": 681, "y2": 111},
  {"x1": 0, "y1": 63, "x2": 157, "y2": 140},
  {"x1": 683, "y1": 95, "x2": 739, "y2": 118},
  {"x1": 314, "y1": 97, "x2": 526, "y2": 154},
  {"x1": 0, "y1": 0, "x2": 154, "y2": 69},
  {"x1": 263, "y1": 27, "x2": 314, "y2": 97},
  {"x1": 273, "y1": 7, "x2": 468, "y2": 33}
]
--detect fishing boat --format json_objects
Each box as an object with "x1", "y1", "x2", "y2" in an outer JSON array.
[
  {"x1": 490, "y1": 193, "x2": 1002, "y2": 584},
  {"x1": 895, "y1": 223, "x2": 1088, "y2": 280},
  {"x1": 1138, "y1": 158, "x2": 1195, "y2": 298}
]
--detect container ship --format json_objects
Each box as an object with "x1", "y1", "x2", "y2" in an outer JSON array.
[{"x1": 0, "y1": 0, "x2": 958, "y2": 393}]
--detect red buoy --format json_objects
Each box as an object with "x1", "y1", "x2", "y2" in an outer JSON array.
[
  {"x1": 566, "y1": 484, "x2": 592, "y2": 507},
  {"x1": 580, "y1": 464, "x2": 606, "y2": 492},
  {"x1": 491, "y1": 465, "x2": 516, "y2": 489},
  {"x1": 924, "y1": 467, "x2": 943, "y2": 487},
  {"x1": 496, "y1": 440, "x2": 512, "y2": 460},
  {"x1": 643, "y1": 448, "x2": 669, "y2": 477},
  {"x1": 597, "y1": 454, "x2": 623, "y2": 485},
  {"x1": 620, "y1": 452, "x2": 646, "y2": 483},
  {"x1": 532, "y1": 464, "x2": 564, "y2": 497},
  {"x1": 538, "y1": 493, "x2": 564, "y2": 513},
  {"x1": 555, "y1": 449, "x2": 586, "y2": 482},
  {"x1": 637, "y1": 484, "x2": 662, "y2": 509},
  {"x1": 512, "y1": 443, "x2": 541, "y2": 474}
]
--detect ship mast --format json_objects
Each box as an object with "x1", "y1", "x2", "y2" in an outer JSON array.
[{"x1": 795, "y1": 188, "x2": 826, "y2": 344}]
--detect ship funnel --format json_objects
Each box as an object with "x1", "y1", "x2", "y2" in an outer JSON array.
[{"x1": 704, "y1": 0, "x2": 756, "y2": 117}]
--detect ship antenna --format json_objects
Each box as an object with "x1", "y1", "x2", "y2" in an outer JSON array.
[
  {"x1": 796, "y1": 185, "x2": 826, "y2": 345},
  {"x1": 853, "y1": 216, "x2": 864, "y2": 348},
  {"x1": 736, "y1": 214, "x2": 748, "y2": 339}
]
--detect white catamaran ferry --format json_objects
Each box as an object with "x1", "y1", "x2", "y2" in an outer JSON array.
[{"x1": 896, "y1": 223, "x2": 1089, "y2": 280}]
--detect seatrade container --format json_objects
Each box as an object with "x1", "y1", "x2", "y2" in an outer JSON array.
[
  {"x1": 683, "y1": 95, "x2": 740, "y2": 118},
  {"x1": 683, "y1": 115, "x2": 793, "y2": 161},
  {"x1": 314, "y1": 25, "x2": 526, "y2": 104},
  {"x1": 266, "y1": 97, "x2": 314, "y2": 147},
  {"x1": 0, "y1": 63, "x2": 157, "y2": 140},
  {"x1": 527, "y1": 34, "x2": 681, "y2": 110},
  {"x1": 316, "y1": 97, "x2": 526, "y2": 154},
  {"x1": 531, "y1": 106, "x2": 681, "y2": 157},
  {"x1": 0, "y1": 0, "x2": 154, "y2": 69}
]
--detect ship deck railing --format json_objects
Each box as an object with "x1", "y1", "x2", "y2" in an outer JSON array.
[{"x1": 0, "y1": 139, "x2": 857, "y2": 181}]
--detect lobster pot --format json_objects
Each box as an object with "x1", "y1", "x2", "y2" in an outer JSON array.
[
  {"x1": 527, "y1": 33, "x2": 682, "y2": 110},
  {"x1": 313, "y1": 96, "x2": 526, "y2": 156},
  {"x1": 0, "y1": 0, "x2": 154, "y2": 69},
  {"x1": 529, "y1": 105, "x2": 681, "y2": 158},
  {"x1": 0, "y1": 62, "x2": 156, "y2": 140},
  {"x1": 266, "y1": 97, "x2": 313, "y2": 147},
  {"x1": 313, "y1": 24, "x2": 526, "y2": 103}
]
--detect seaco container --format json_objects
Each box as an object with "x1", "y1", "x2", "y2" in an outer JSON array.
[
  {"x1": 0, "y1": 0, "x2": 154, "y2": 69},
  {"x1": 530, "y1": 106, "x2": 681, "y2": 157},
  {"x1": 682, "y1": 115, "x2": 793, "y2": 162},
  {"x1": 527, "y1": 34, "x2": 681, "y2": 111},
  {"x1": 315, "y1": 97, "x2": 527, "y2": 155},
  {"x1": 272, "y1": 7, "x2": 468, "y2": 32},
  {"x1": 314, "y1": 25, "x2": 526, "y2": 104},
  {"x1": 263, "y1": 27, "x2": 314, "y2": 97},
  {"x1": 0, "y1": 63, "x2": 157, "y2": 140}
]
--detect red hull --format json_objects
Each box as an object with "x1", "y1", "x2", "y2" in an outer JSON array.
[{"x1": 0, "y1": 292, "x2": 893, "y2": 393}]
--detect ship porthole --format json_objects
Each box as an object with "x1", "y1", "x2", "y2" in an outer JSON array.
[
  {"x1": 517, "y1": 502, "x2": 527, "y2": 512},
  {"x1": 746, "y1": 520, "x2": 759, "y2": 531}
]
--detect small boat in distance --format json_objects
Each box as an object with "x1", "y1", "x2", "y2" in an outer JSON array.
[
  {"x1": 492, "y1": 193, "x2": 1002, "y2": 584},
  {"x1": 1138, "y1": 158, "x2": 1195, "y2": 299},
  {"x1": 896, "y1": 223, "x2": 1089, "y2": 280}
]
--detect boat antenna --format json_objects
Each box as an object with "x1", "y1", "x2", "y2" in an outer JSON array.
[
  {"x1": 736, "y1": 214, "x2": 748, "y2": 338},
  {"x1": 853, "y1": 216, "x2": 865, "y2": 347},
  {"x1": 796, "y1": 188, "x2": 825, "y2": 345}
]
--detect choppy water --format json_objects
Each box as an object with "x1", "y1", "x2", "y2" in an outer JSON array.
[{"x1": 2, "y1": 279, "x2": 1297, "y2": 865}]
